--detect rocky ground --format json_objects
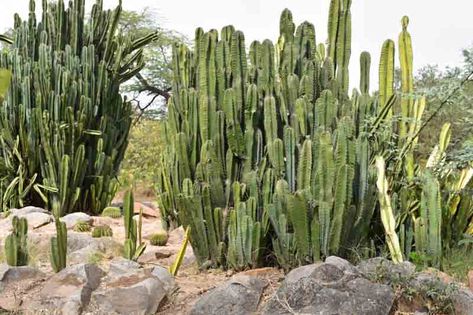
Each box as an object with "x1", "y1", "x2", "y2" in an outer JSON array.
[{"x1": 0, "y1": 204, "x2": 471, "y2": 314}]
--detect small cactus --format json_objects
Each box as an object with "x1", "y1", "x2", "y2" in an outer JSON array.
[
  {"x1": 50, "y1": 220, "x2": 67, "y2": 273},
  {"x1": 5, "y1": 216, "x2": 29, "y2": 266},
  {"x1": 101, "y1": 207, "x2": 122, "y2": 218},
  {"x1": 73, "y1": 221, "x2": 92, "y2": 232},
  {"x1": 92, "y1": 225, "x2": 113, "y2": 238},
  {"x1": 149, "y1": 232, "x2": 169, "y2": 246}
]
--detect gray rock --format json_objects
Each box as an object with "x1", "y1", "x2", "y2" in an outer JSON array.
[
  {"x1": 151, "y1": 265, "x2": 176, "y2": 293},
  {"x1": 10, "y1": 206, "x2": 48, "y2": 217},
  {"x1": 12, "y1": 212, "x2": 53, "y2": 229},
  {"x1": 108, "y1": 257, "x2": 141, "y2": 276},
  {"x1": 325, "y1": 256, "x2": 359, "y2": 275},
  {"x1": 263, "y1": 262, "x2": 394, "y2": 315},
  {"x1": 191, "y1": 275, "x2": 268, "y2": 315},
  {"x1": 60, "y1": 212, "x2": 92, "y2": 229},
  {"x1": 26, "y1": 263, "x2": 104, "y2": 315},
  {"x1": 88, "y1": 267, "x2": 173, "y2": 315},
  {"x1": 357, "y1": 257, "x2": 416, "y2": 281},
  {"x1": 0, "y1": 264, "x2": 44, "y2": 283}
]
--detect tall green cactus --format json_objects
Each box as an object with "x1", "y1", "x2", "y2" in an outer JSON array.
[
  {"x1": 0, "y1": 0, "x2": 156, "y2": 214},
  {"x1": 5, "y1": 216, "x2": 29, "y2": 266}
]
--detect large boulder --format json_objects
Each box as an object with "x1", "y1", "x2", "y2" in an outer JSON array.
[
  {"x1": 357, "y1": 257, "x2": 416, "y2": 281},
  {"x1": 60, "y1": 212, "x2": 92, "y2": 229},
  {"x1": 263, "y1": 257, "x2": 394, "y2": 315},
  {"x1": 88, "y1": 260, "x2": 175, "y2": 315},
  {"x1": 24, "y1": 263, "x2": 104, "y2": 315},
  {"x1": 0, "y1": 264, "x2": 44, "y2": 284},
  {"x1": 190, "y1": 275, "x2": 268, "y2": 315}
]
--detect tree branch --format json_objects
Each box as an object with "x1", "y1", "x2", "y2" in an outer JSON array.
[{"x1": 136, "y1": 72, "x2": 171, "y2": 101}]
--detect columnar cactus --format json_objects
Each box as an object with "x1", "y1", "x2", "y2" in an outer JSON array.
[
  {"x1": 5, "y1": 216, "x2": 29, "y2": 266},
  {"x1": 157, "y1": 4, "x2": 469, "y2": 270},
  {"x1": 0, "y1": 0, "x2": 156, "y2": 214},
  {"x1": 123, "y1": 190, "x2": 146, "y2": 261},
  {"x1": 50, "y1": 220, "x2": 67, "y2": 273}
]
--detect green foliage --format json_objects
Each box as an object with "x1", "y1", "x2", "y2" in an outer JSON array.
[
  {"x1": 119, "y1": 119, "x2": 165, "y2": 188},
  {"x1": 50, "y1": 220, "x2": 67, "y2": 273},
  {"x1": 92, "y1": 225, "x2": 113, "y2": 238},
  {"x1": 149, "y1": 232, "x2": 169, "y2": 246},
  {"x1": 119, "y1": 9, "x2": 188, "y2": 118},
  {"x1": 0, "y1": 0, "x2": 157, "y2": 215},
  {"x1": 101, "y1": 207, "x2": 122, "y2": 219},
  {"x1": 5, "y1": 216, "x2": 28, "y2": 266},
  {"x1": 73, "y1": 221, "x2": 92, "y2": 232},
  {"x1": 123, "y1": 190, "x2": 146, "y2": 261}
]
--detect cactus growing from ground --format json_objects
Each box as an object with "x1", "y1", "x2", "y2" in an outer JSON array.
[
  {"x1": 123, "y1": 190, "x2": 146, "y2": 261},
  {"x1": 50, "y1": 220, "x2": 67, "y2": 273},
  {"x1": 101, "y1": 207, "x2": 122, "y2": 219},
  {"x1": 92, "y1": 225, "x2": 113, "y2": 238},
  {"x1": 0, "y1": 0, "x2": 157, "y2": 214},
  {"x1": 73, "y1": 221, "x2": 92, "y2": 232},
  {"x1": 149, "y1": 232, "x2": 169, "y2": 246},
  {"x1": 5, "y1": 216, "x2": 29, "y2": 266}
]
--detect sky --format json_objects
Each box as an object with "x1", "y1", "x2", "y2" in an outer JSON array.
[{"x1": 1, "y1": 0, "x2": 472, "y2": 91}]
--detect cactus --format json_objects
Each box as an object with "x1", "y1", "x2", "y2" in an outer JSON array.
[
  {"x1": 149, "y1": 232, "x2": 169, "y2": 246},
  {"x1": 157, "y1": 7, "x2": 464, "y2": 270},
  {"x1": 5, "y1": 216, "x2": 29, "y2": 266},
  {"x1": 0, "y1": 68, "x2": 11, "y2": 103},
  {"x1": 101, "y1": 207, "x2": 122, "y2": 218},
  {"x1": 92, "y1": 225, "x2": 113, "y2": 238},
  {"x1": 0, "y1": 0, "x2": 157, "y2": 215},
  {"x1": 123, "y1": 190, "x2": 146, "y2": 261},
  {"x1": 73, "y1": 221, "x2": 92, "y2": 232},
  {"x1": 50, "y1": 220, "x2": 67, "y2": 273}
]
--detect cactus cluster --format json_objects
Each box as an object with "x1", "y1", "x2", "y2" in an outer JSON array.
[
  {"x1": 0, "y1": 0, "x2": 157, "y2": 215},
  {"x1": 157, "y1": 1, "x2": 473, "y2": 270},
  {"x1": 5, "y1": 216, "x2": 29, "y2": 266},
  {"x1": 92, "y1": 225, "x2": 113, "y2": 238},
  {"x1": 123, "y1": 191, "x2": 146, "y2": 261}
]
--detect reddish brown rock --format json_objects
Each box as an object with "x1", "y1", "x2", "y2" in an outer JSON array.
[{"x1": 134, "y1": 202, "x2": 158, "y2": 218}]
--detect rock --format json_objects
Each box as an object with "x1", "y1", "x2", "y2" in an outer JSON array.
[
  {"x1": 191, "y1": 275, "x2": 268, "y2": 315},
  {"x1": 12, "y1": 212, "x2": 52, "y2": 229},
  {"x1": 424, "y1": 267, "x2": 455, "y2": 284},
  {"x1": 88, "y1": 266, "x2": 175, "y2": 315},
  {"x1": 9, "y1": 206, "x2": 48, "y2": 217},
  {"x1": 451, "y1": 287, "x2": 473, "y2": 315},
  {"x1": 357, "y1": 257, "x2": 416, "y2": 281},
  {"x1": 469, "y1": 270, "x2": 473, "y2": 291},
  {"x1": 26, "y1": 264, "x2": 104, "y2": 315},
  {"x1": 263, "y1": 261, "x2": 394, "y2": 315},
  {"x1": 108, "y1": 257, "x2": 141, "y2": 275},
  {"x1": 60, "y1": 212, "x2": 92, "y2": 229},
  {"x1": 67, "y1": 234, "x2": 121, "y2": 265},
  {"x1": 325, "y1": 256, "x2": 359, "y2": 275},
  {"x1": 151, "y1": 266, "x2": 176, "y2": 293},
  {"x1": 134, "y1": 202, "x2": 158, "y2": 218},
  {"x1": 0, "y1": 264, "x2": 44, "y2": 283}
]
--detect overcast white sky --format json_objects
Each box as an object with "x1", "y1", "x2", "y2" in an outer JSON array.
[{"x1": 1, "y1": 0, "x2": 472, "y2": 91}]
